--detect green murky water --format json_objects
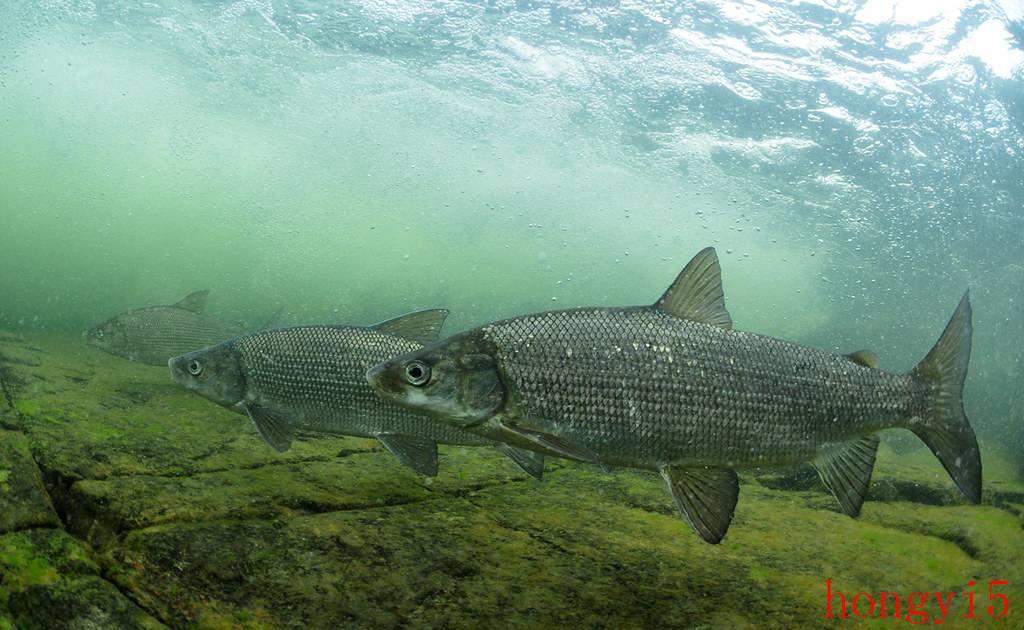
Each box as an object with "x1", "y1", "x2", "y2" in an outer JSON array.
[{"x1": 0, "y1": 1, "x2": 1022, "y2": 627}]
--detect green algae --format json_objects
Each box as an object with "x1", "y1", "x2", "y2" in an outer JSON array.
[
  {"x1": 12, "y1": 399, "x2": 39, "y2": 417},
  {"x1": 0, "y1": 529, "x2": 164, "y2": 629},
  {"x1": 0, "y1": 430, "x2": 60, "y2": 533},
  {"x1": 102, "y1": 464, "x2": 1015, "y2": 628}
]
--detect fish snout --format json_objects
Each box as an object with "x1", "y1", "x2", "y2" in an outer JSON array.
[{"x1": 167, "y1": 355, "x2": 189, "y2": 385}]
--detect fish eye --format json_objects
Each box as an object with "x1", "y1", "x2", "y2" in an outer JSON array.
[
  {"x1": 95, "y1": 329, "x2": 104, "y2": 338},
  {"x1": 188, "y1": 359, "x2": 204, "y2": 376},
  {"x1": 404, "y1": 360, "x2": 430, "y2": 386}
]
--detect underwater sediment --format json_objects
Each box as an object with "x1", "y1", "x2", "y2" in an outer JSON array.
[{"x1": 0, "y1": 333, "x2": 1022, "y2": 628}]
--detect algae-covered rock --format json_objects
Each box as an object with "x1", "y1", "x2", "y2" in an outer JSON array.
[
  {"x1": 0, "y1": 528, "x2": 164, "y2": 629},
  {"x1": 66, "y1": 446, "x2": 548, "y2": 549},
  {"x1": 0, "y1": 430, "x2": 60, "y2": 533},
  {"x1": 107, "y1": 464, "x2": 1019, "y2": 628},
  {"x1": 1, "y1": 333, "x2": 1023, "y2": 628}
]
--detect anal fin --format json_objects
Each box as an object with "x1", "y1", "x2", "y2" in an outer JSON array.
[
  {"x1": 243, "y1": 404, "x2": 294, "y2": 453},
  {"x1": 660, "y1": 465, "x2": 739, "y2": 544},
  {"x1": 812, "y1": 435, "x2": 879, "y2": 517},
  {"x1": 495, "y1": 444, "x2": 545, "y2": 480},
  {"x1": 376, "y1": 433, "x2": 439, "y2": 477}
]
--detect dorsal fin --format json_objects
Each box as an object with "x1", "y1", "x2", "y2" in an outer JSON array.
[
  {"x1": 654, "y1": 248, "x2": 732, "y2": 329},
  {"x1": 173, "y1": 290, "x2": 210, "y2": 313},
  {"x1": 845, "y1": 350, "x2": 878, "y2": 369},
  {"x1": 372, "y1": 309, "x2": 449, "y2": 344}
]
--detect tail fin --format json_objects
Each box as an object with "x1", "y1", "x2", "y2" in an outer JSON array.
[{"x1": 909, "y1": 291, "x2": 981, "y2": 503}]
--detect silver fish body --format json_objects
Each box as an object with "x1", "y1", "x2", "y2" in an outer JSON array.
[
  {"x1": 475, "y1": 307, "x2": 921, "y2": 469},
  {"x1": 169, "y1": 310, "x2": 544, "y2": 478},
  {"x1": 233, "y1": 325, "x2": 491, "y2": 445},
  {"x1": 367, "y1": 248, "x2": 980, "y2": 543},
  {"x1": 87, "y1": 290, "x2": 248, "y2": 366}
]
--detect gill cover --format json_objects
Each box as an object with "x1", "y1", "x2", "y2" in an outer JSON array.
[{"x1": 367, "y1": 331, "x2": 506, "y2": 427}]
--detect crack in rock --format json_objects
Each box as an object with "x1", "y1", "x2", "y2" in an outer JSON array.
[
  {"x1": 0, "y1": 362, "x2": 20, "y2": 415},
  {"x1": 96, "y1": 564, "x2": 171, "y2": 628}
]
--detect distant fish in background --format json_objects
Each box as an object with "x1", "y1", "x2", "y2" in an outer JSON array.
[
  {"x1": 167, "y1": 309, "x2": 545, "y2": 479},
  {"x1": 87, "y1": 290, "x2": 281, "y2": 366}
]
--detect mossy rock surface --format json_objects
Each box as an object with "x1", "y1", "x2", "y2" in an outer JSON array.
[
  {"x1": 0, "y1": 429, "x2": 60, "y2": 533},
  {"x1": 0, "y1": 528, "x2": 164, "y2": 629},
  {"x1": 0, "y1": 333, "x2": 1022, "y2": 628},
  {"x1": 65, "y1": 446, "x2": 537, "y2": 549}
]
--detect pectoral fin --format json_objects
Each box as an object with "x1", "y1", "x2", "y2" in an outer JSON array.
[
  {"x1": 499, "y1": 421, "x2": 602, "y2": 465},
  {"x1": 376, "y1": 434, "x2": 439, "y2": 477},
  {"x1": 660, "y1": 465, "x2": 739, "y2": 544},
  {"x1": 812, "y1": 435, "x2": 879, "y2": 517},
  {"x1": 495, "y1": 444, "x2": 545, "y2": 480},
  {"x1": 243, "y1": 404, "x2": 294, "y2": 453}
]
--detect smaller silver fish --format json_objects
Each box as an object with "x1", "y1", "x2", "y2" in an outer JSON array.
[
  {"x1": 87, "y1": 290, "x2": 277, "y2": 366},
  {"x1": 167, "y1": 309, "x2": 544, "y2": 479}
]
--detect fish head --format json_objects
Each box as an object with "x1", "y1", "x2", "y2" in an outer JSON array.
[
  {"x1": 366, "y1": 332, "x2": 505, "y2": 428},
  {"x1": 168, "y1": 341, "x2": 247, "y2": 409},
  {"x1": 85, "y1": 316, "x2": 129, "y2": 355}
]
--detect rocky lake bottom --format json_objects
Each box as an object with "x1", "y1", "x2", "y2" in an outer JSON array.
[{"x1": 0, "y1": 332, "x2": 1021, "y2": 628}]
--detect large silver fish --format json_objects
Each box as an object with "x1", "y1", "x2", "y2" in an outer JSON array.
[
  {"x1": 87, "y1": 290, "x2": 267, "y2": 366},
  {"x1": 168, "y1": 309, "x2": 544, "y2": 479},
  {"x1": 366, "y1": 248, "x2": 980, "y2": 543}
]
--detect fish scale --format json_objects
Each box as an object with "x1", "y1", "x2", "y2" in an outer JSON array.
[{"x1": 235, "y1": 326, "x2": 491, "y2": 446}]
